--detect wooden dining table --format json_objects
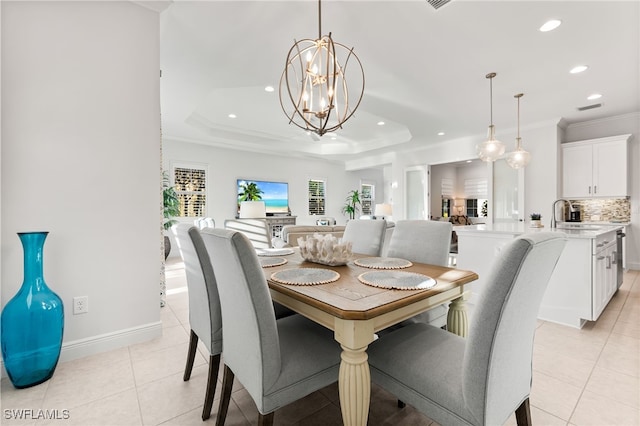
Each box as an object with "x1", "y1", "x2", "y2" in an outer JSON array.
[{"x1": 261, "y1": 250, "x2": 478, "y2": 426}]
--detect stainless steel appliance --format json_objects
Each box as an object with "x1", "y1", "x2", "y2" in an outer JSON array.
[{"x1": 616, "y1": 229, "x2": 625, "y2": 288}]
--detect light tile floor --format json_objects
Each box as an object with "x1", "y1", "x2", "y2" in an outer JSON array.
[{"x1": 2, "y1": 261, "x2": 638, "y2": 425}]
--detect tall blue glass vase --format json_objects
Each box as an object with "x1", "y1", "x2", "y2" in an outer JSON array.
[{"x1": 1, "y1": 232, "x2": 64, "y2": 388}]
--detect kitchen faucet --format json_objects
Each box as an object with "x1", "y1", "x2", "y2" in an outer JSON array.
[{"x1": 550, "y1": 199, "x2": 575, "y2": 228}]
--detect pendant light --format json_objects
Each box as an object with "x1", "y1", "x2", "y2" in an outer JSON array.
[
  {"x1": 279, "y1": 0, "x2": 365, "y2": 137},
  {"x1": 476, "y1": 72, "x2": 505, "y2": 162},
  {"x1": 505, "y1": 93, "x2": 531, "y2": 169}
]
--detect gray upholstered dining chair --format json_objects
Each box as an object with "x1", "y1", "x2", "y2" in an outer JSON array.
[
  {"x1": 385, "y1": 220, "x2": 453, "y2": 327},
  {"x1": 224, "y1": 218, "x2": 273, "y2": 248},
  {"x1": 367, "y1": 232, "x2": 567, "y2": 426},
  {"x1": 193, "y1": 217, "x2": 215, "y2": 229},
  {"x1": 172, "y1": 224, "x2": 294, "y2": 420},
  {"x1": 172, "y1": 223, "x2": 222, "y2": 421},
  {"x1": 200, "y1": 228, "x2": 342, "y2": 426},
  {"x1": 341, "y1": 219, "x2": 388, "y2": 256}
]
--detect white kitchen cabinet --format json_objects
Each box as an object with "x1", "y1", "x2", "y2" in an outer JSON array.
[
  {"x1": 562, "y1": 134, "x2": 631, "y2": 198},
  {"x1": 456, "y1": 224, "x2": 622, "y2": 329},
  {"x1": 592, "y1": 233, "x2": 617, "y2": 320}
]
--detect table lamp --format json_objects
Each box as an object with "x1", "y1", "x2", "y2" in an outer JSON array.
[
  {"x1": 454, "y1": 199, "x2": 465, "y2": 215},
  {"x1": 374, "y1": 203, "x2": 393, "y2": 220}
]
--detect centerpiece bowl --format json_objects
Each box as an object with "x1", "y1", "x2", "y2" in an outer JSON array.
[{"x1": 298, "y1": 233, "x2": 352, "y2": 266}]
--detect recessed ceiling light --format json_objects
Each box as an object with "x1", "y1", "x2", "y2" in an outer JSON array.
[
  {"x1": 539, "y1": 19, "x2": 562, "y2": 32},
  {"x1": 570, "y1": 65, "x2": 588, "y2": 74},
  {"x1": 437, "y1": 132, "x2": 445, "y2": 136},
  {"x1": 377, "y1": 121, "x2": 385, "y2": 126},
  {"x1": 228, "y1": 113, "x2": 237, "y2": 119},
  {"x1": 264, "y1": 86, "x2": 275, "y2": 92},
  {"x1": 587, "y1": 93, "x2": 602, "y2": 100},
  {"x1": 466, "y1": 160, "x2": 472, "y2": 163}
]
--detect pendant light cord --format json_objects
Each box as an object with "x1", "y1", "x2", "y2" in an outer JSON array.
[
  {"x1": 318, "y1": 0, "x2": 322, "y2": 39},
  {"x1": 486, "y1": 72, "x2": 497, "y2": 126},
  {"x1": 489, "y1": 76, "x2": 493, "y2": 125},
  {"x1": 515, "y1": 93, "x2": 524, "y2": 140},
  {"x1": 516, "y1": 94, "x2": 520, "y2": 138}
]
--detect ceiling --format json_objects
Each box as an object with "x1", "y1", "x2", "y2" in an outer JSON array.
[{"x1": 159, "y1": 0, "x2": 640, "y2": 164}]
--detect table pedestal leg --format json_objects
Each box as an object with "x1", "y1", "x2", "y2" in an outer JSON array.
[
  {"x1": 339, "y1": 345, "x2": 370, "y2": 426},
  {"x1": 447, "y1": 295, "x2": 468, "y2": 337}
]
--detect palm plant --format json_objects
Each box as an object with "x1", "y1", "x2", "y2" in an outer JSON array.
[
  {"x1": 342, "y1": 189, "x2": 361, "y2": 220},
  {"x1": 163, "y1": 171, "x2": 181, "y2": 231}
]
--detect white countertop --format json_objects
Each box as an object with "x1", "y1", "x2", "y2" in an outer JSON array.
[{"x1": 454, "y1": 222, "x2": 623, "y2": 239}]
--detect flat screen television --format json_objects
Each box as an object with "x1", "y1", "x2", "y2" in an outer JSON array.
[{"x1": 237, "y1": 179, "x2": 289, "y2": 215}]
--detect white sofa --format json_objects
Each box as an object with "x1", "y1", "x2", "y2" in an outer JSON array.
[
  {"x1": 275, "y1": 221, "x2": 395, "y2": 254},
  {"x1": 277, "y1": 225, "x2": 346, "y2": 247}
]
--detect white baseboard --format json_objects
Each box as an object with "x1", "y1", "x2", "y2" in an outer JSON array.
[
  {"x1": 626, "y1": 262, "x2": 639, "y2": 271},
  {"x1": 1, "y1": 321, "x2": 162, "y2": 378}
]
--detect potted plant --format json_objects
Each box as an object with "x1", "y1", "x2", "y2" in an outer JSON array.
[
  {"x1": 163, "y1": 171, "x2": 181, "y2": 258},
  {"x1": 342, "y1": 189, "x2": 361, "y2": 220},
  {"x1": 530, "y1": 213, "x2": 542, "y2": 228}
]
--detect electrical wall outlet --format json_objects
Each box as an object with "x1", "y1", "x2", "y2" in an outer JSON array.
[{"x1": 73, "y1": 296, "x2": 89, "y2": 315}]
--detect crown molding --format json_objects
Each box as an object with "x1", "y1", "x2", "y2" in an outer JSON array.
[
  {"x1": 566, "y1": 111, "x2": 640, "y2": 130},
  {"x1": 131, "y1": 1, "x2": 172, "y2": 13}
]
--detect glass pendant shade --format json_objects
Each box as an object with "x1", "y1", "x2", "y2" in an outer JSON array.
[
  {"x1": 477, "y1": 124, "x2": 505, "y2": 162},
  {"x1": 506, "y1": 138, "x2": 531, "y2": 169},
  {"x1": 505, "y1": 93, "x2": 531, "y2": 169},
  {"x1": 477, "y1": 72, "x2": 505, "y2": 162}
]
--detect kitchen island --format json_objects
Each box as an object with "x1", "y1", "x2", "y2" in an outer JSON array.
[{"x1": 455, "y1": 222, "x2": 623, "y2": 328}]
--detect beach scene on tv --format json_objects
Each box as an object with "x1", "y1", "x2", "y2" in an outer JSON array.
[{"x1": 237, "y1": 180, "x2": 289, "y2": 214}]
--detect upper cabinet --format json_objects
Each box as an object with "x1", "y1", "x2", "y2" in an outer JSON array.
[{"x1": 562, "y1": 134, "x2": 632, "y2": 198}]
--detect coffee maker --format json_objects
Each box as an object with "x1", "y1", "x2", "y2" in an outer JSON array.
[{"x1": 568, "y1": 204, "x2": 581, "y2": 222}]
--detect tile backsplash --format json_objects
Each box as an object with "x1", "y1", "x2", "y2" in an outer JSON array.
[{"x1": 569, "y1": 197, "x2": 631, "y2": 222}]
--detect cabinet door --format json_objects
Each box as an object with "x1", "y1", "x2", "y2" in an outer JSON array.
[
  {"x1": 562, "y1": 144, "x2": 593, "y2": 198},
  {"x1": 605, "y1": 243, "x2": 617, "y2": 304},
  {"x1": 592, "y1": 242, "x2": 618, "y2": 320},
  {"x1": 593, "y1": 250, "x2": 608, "y2": 319},
  {"x1": 593, "y1": 140, "x2": 628, "y2": 197}
]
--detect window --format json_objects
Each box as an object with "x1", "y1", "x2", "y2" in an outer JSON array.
[
  {"x1": 440, "y1": 178, "x2": 454, "y2": 217},
  {"x1": 441, "y1": 178, "x2": 454, "y2": 198},
  {"x1": 463, "y1": 178, "x2": 488, "y2": 218},
  {"x1": 465, "y1": 199, "x2": 488, "y2": 217},
  {"x1": 360, "y1": 183, "x2": 374, "y2": 215},
  {"x1": 174, "y1": 165, "x2": 206, "y2": 217},
  {"x1": 442, "y1": 198, "x2": 451, "y2": 217},
  {"x1": 308, "y1": 179, "x2": 326, "y2": 215}
]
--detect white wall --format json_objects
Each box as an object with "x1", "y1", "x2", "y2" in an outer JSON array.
[
  {"x1": 1, "y1": 1, "x2": 162, "y2": 361},
  {"x1": 386, "y1": 119, "x2": 562, "y2": 223},
  {"x1": 162, "y1": 139, "x2": 384, "y2": 255}
]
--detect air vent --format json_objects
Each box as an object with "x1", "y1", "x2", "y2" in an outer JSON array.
[
  {"x1": 577, "y1": 103, "x2": 603, "y2": 111},
  {"x1": 427, "y1": 0, "x2": 452, "y2": 10}
]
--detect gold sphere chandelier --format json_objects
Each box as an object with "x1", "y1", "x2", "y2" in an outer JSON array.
[
  {"x1": 279, "y1": 0, "x2": 365, "y2": 137},
  {"x1": 476, "y1": 72, "x2": 505, "y2": 162},
  {"x1": 505, "y1": 93, "x2": 531, "y2": 169}
]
